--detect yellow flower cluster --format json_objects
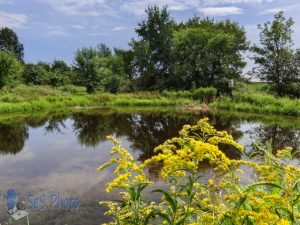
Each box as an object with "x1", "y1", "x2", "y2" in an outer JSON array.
[
  {"x1": 97, "y1": 136, "x2": 151, "y2": 192},
  {"x1": 98, "y1": 119, "x2": 300, "y2": 225}
]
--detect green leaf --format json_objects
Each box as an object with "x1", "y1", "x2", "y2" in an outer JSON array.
[
  {"x1": 154, "y1": 212, "x2": 172, "y2": 225},
  {"x1": 129, "y1": 186, "x2": 136, "y2": 201},
  {"x1": 245, "y1": 182, "x2": 285, "y2": 192},
  {"x1": 275, "y1": 207, "x2": 295, "y2": 222},
  {"x1": 153, "y1": 189, "x2": 177, "y2": 213}
]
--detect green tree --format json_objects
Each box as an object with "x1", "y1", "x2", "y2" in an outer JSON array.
[
  {"x1": 252, "y1": 12, "x2": 299, "y2": 95},
  {"x1": 0, "y1": 51, "x2": 23, "y2": 89},
  {"x1": 131, "y1": 5, "x2": 175, "y2": 90},
  {"x1": 73, "y1": 44, "x2": 126, "y2": 93},
  {"x1": 173, "y1": 18, "x2": 248, "y2": 90},
  {"x1": 97, "y1": 43, "x2": 112, "y2": 58},
  {"x1": 48, "y1": 60, "x2": 72, "y2": 87},
  {"x1": 73, "y1": 47, "x2": 104, "y2": 93},
  {"x1": 22, "y1": 63, "x2": 48, "y2": 85},
  {"x1": 0, "y1": 27, "x2": 24, "y2": 62},
  {"x1": 51, "y1": 60, "x2": 70, "y2": 73},
  {"x1": 114, "y1": 48, "x2": 136, "y2": 91},
  {"x1": 103, "y1": 55, "x2": 126, "y2": 93}
]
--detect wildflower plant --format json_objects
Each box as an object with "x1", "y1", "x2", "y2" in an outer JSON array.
[{"x1": 99, "y1": 119, "x2": 300, "y2": 225}]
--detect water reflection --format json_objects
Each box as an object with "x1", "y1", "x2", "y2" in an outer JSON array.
[
  {"x1": 0, "y1": 122, "x2": 28, "y2": 155},
  {"x1": 0, "y1": 109, "x2": 299, "y2": 224},
  {"x1": 250, "y1": 124, "x2": 300, "y2": 155},
  {"x1": 0, "y1": 109, "x2": 299, "y2": 158}
]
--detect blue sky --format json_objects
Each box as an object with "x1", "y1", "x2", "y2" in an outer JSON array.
[{"x1": 1, "y1": 0, "x2": 300, "y2": 66}]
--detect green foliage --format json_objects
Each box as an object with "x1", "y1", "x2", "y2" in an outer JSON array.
[
  {"x1": 58, "y1": 85, "x2": 86, "y2": 95},
  {"x1": 252, "y1": 12, "x2": 300, "y2": 96},
  {"x1": 215, "y1": 83, "x2": 300, "y2": 116},
  {"x1": 0, "y1": 51, "x2": 23, "y2": 89},
  {"x1": 192, "y1": 87, "x2": 217, "y2": 102},
  {"x1": 23, "y1": 63, "x2": 48, "y2": 85},
  {"x1": 131, "y1": 5, "x2": 175, "y2": 90},
  {"x1": 73, "y1": 47, "x2": 106, "y2": 93},
  {"x1": 270, "y1": 82, "x2": 300, "y2": 98},
  {"x1": 162, "y1": 87, "x2": 217, "y2": 103},
  {"x1": 173, "y1": 17, "x2": 247, "y2": 89},
  {"x1": 0, "y1": 27, "x2": 24, "y2": 62},
  {"x1": 162, "y1": 90, "x2": 192, "y2": 99},
  {"x1": 23, "y1": 61, "x2": 73, "y2": 87},
  {"x1": 73, "y1": 45, "x2": 126, "y2": 93}
]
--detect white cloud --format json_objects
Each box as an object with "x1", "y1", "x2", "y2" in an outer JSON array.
[
  {"x1": 202, "y1": 0, "x2": 273, "y2": 6},
  {"x1": 198, "y1": 6, "x2": 243, "y2": 16},
  {"x1": 120, "y1": 0, "x2": 273, "y2": 16},
  {"x1": 0, "y1": 11, "x2": 28, "y2": 28},
  {"x1": 260, "y1": 4, "x2": 300, "y2": 14},
  {"x1": 120, "y1": 0, "x2": 198, "y2": 16},
  {"x1": 47, "y1": 26, "x2": 68, "y2": 36},
  {"x1": 71, "y1": 24, "x2": 85, "y2": 29},
  {"x1": 113, "y1": 26, "x2": 128, "y2": 31},
  {"x1": 43, "y1": 0, "x2": 107, "y2": 16}
]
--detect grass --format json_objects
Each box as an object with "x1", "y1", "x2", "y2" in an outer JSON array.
[
  {"x1": 213, "y1": 82, "x2": 300, "y2": 116},
  {"x1": 0, "y1": 85, "x2": 196, "y2": 114},
  {"x1": 0, "y1": 83, "x2": 299, "y2": 117}
]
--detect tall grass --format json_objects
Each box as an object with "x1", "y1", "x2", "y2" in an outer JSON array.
[
  {"x1": 0, "y1": 85, "x2": 199, "y2": 114},
  {"x1": 214, "y1": 84, "x2": 300, "y2": 116}
]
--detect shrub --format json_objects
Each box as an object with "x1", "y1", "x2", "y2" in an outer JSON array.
[
  {"x1": 0, "y1": 51, "x2": 23, "y2": 89},
  {"x1": 99, "y1": 119, "x2": 300, "y2": 225},
  {"x1": 161, "y1": 90, "x2": 192, "y2": 99},
  {"x1": 59, "y1": 85, "x2": 86, "y2": 95},
  {"x1": 271, "y1": 83, "x2": 300, "y2": 98},
  {"x1": 192, "y1": 87, "x2": 217, "y2": 102}
]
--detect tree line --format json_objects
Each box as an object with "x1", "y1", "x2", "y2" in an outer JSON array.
[{"x1": 0, "y1": 6, "x2": 299, "y2": 96}]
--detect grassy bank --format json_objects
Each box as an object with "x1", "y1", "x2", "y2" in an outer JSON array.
[
  {"x1": 213, "y1": 83, "x2": 300, "y2": 116},
  {"x1": 0, "y1": 84, "x2": 299, "y2": 116},
  {"x1": 0, "y1": 85, "x2": 195, "y2": 114}
]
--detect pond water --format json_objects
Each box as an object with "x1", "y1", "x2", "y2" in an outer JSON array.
[{"x1": 0, "y1": 108, "x2": 299, "y2": 225}]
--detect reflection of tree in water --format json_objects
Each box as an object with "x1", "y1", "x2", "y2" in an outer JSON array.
[
  {"x1": 111, "y1": 112, "x2": 243, "y2": 161},
  {"x1": 208, "y1": 114, "x2": 244, "y2": 159},
  {"x1": 44, "y1": 115, "x2": 68, "y2": 134},
  {"x1": 72, "y1": 113, "x2": 119, "y2": 148},
  {"x1": 125, "y1": 113, "x2": 197, "y2": 160},
  {"x1": 251, "y1": 124, "x2": 300, "y2": 156},
  {"x1": 70, "y1": 111, "x2": 245, "y2": 161},
  {"x1": 0, "y1": 122, "x2": 28, "y2": 155},
  {"x1": 26, "y1": 116, "x2": 48, "y2": 128}
]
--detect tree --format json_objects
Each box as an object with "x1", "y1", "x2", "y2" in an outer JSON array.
[
  {"x1": 173, "y1": 17, "x2": 248, "y2": 89},
  {"x1": 97, "y1": 43, "x2": 112, "y2": 58},
  {"x1": 131, "y1": 5, "x2": 175, "y2": 90},
  {"x1": 0, "y1": 27, "x2": 24, "y2": 62},
  {"x1": 252, "y1": 12, "x2": 299, "y2": 95},
  {"x1": 114, "y1": 48, "x2": 134, "y2": 80},
  {"x1": 73, "y1": 47, "x2": 104, "y2": 93},
  {"x1": 103, "y1": 55, "x2": 126, "y2": 93},
  {"x1": 0, "y1": 51, "x2": 23, "y2": 89},
  {"x1": 73, "y1": 44, "x2": 127, "y2": 93},
  {"x1": 22, "y1": 63, "x2": 49, "y2": 85},
  {"x1": 48, "y1": 60, "x2": 73, "y2": 87}
]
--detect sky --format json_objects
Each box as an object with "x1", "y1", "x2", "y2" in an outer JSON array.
[{"x1": 1, "y1": 0, "x2": 300, "y2": 67}]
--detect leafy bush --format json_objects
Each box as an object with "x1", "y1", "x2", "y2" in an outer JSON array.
[
  {"x1": 59, "y1": 85, "x2": 86, "y2": 95},
  {"x1": 0, "y1": 51, "x2": 23, "y2": 89},
  {"x1": 161, "y1": 90, "x2": 192, "y2": 99},
  {"x1": 99, "y1": 119, "x2": 300, "y2": 225},
  {"x1": 192, "y1": 87, "x2": 217, "y2": 102},
  {"x1": 271, "y1": 83, "x2": 300, "y2": 98}
]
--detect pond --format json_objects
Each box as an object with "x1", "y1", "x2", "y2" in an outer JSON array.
[{"x1": 0, "y1": 108, "x2": 299, "y2": 225}]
